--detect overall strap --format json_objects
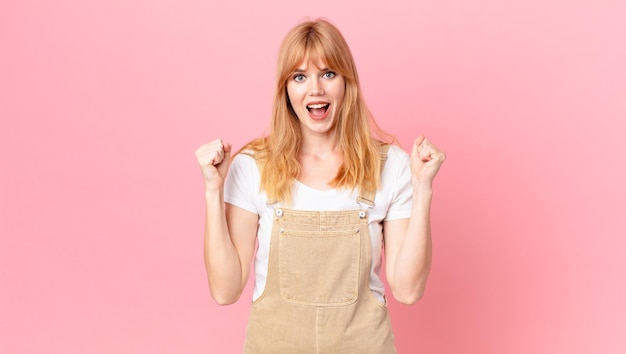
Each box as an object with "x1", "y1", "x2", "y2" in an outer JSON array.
[{"x1": 357, "y1": 144, "x2": 391, "y2": 207}]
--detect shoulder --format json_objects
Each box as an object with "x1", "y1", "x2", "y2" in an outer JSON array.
[
  {"x1": 231, "y1": 151, "x2": 257, "y2": 167},
  {"x1": 386, "y1": 144, "x2": 408, "y2": 156},
  {"x1": 380, "y1": 144, "x2": 411, "y2": 192},
  {"x1": 228, "y1": 151, "x2": 261, "y2": 183},
  {"x1": 385, "y1": 144, "x2": 410, "y2": 167}
]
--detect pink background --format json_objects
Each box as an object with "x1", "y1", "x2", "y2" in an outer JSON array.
[{"x1": 2, "y1": 0, "x2": 625, "y2": 353}]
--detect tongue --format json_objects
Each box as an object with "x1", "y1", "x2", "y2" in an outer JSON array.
[{"x1": 310, "y1": 108, "x2": 326, "y2": 117}]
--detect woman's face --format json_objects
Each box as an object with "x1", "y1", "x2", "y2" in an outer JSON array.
[{"x1": 286, "y1": 60, "x2": 346, "y2": 137}]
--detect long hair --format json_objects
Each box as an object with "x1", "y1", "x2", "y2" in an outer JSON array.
[{"x1": 239, "y1": 18, "x2": 393, "y2": 203}]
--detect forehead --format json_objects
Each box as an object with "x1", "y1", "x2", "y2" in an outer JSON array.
[{"x1": 294, "y1": 59, "x2": 329, "y2": 71}]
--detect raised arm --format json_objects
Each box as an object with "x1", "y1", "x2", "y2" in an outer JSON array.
[
  {"x1": 383, "y1": 135, "x2": 445, "y2": 304},
  {"x1": 195, "y1": 139, "x2": 257, "y2": 305}
]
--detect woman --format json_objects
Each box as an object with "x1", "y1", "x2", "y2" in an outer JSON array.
[{"x1": 195, "y1": 18, "x2": 445, "y2": 353}]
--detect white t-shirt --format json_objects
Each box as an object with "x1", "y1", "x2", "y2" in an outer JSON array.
[{"x1": 224, "y1": 145, "x2": 413, "y2": 304}]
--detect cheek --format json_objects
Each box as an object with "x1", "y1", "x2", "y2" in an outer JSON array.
[
  {"x1": 335, "y1": 86, "x2": 346, "y2": 105},
  {"x1": 285, "y1": 88, "x2": 302, "y2": 118},
  {"x1": 286, "y1": 86, "x2": 301, "y2": 106},
  {"x1": 335, "y1": 79, "x2": 346, "y2": 102},
  {"x1": 285, "y1": 88, "x2": 295, "y2": 109}
]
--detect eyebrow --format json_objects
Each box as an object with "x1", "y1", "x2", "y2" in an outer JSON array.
[{"x1": 293, "y1": 67, "x2": 331, "y2": 73}]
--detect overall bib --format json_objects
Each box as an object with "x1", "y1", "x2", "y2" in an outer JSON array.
[{"x1": 244, "y1": 146, "x2": 396, "y2": 354}]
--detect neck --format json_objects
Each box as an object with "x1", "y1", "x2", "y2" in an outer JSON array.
[{"x1": 299, "y1": 130, "x2": 340, "y2": 157}]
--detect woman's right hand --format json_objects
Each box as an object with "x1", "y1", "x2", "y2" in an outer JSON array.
[{"x1": 195, "y1": 139, "x2": 232, "y2": 191}]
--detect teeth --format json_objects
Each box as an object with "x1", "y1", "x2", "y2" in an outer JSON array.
[{"x1": 307, "y1": 103, "x2": 329, "y2": 109}]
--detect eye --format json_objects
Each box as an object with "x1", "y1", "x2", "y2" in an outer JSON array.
[
  {"x1": 293, "y1": 74, "x2": 306, "y2": 82},
  {"x1": 323, "y1": 71, "x2": 336, "y2": 79}
]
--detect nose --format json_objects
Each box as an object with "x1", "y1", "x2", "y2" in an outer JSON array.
[{"x1": 309, "y1": 78, "x2": 324, "y2": 96}]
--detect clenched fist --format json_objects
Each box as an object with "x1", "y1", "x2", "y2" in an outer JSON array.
[
  {"x1": 195, "y1": 139, "x2": 232, "y2": 191},
  {"x1": 410, "y1": 135, "x2": 446, "y2": 185}
]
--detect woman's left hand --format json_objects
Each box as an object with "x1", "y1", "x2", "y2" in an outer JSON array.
[{"x1": 410, "y1": 135, "x2": 446, "y2": 185}]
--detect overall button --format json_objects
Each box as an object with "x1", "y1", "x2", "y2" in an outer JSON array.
[
  {"x1": 275, "y1": 209, "x2": 283, "y2": 217},
  {"x1": 359, "y1": 210, "x2": 366, "y2": 218}
]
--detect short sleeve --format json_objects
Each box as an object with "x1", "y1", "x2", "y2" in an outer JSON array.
[
  {"x1": 383, "y1": 146, "x2": 413, "y2": 221},
  {"x1": 223, "y1": 153, "x2": 260, "y2": 215}
]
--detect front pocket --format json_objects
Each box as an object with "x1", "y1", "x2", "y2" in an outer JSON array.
[{"x1": 278, "y1": 228, "x2": 360, "y2": 306}]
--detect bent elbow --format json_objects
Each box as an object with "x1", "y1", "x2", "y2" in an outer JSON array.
[
  {"x1": 394, "y1": 290, "x2": 424, "y2": 305},
  {"x1": 392, "y1": 283, "x2": 427, "y2": 305},
  {"x1": 209, "y1": 288, "x2": 242, "y2": 306},
  {"x1": 214, "y1": 299, "x2": 238, "y2": 306},
  {"x1": 213, "y1": 295, "x2": 239, "y2": 306}
]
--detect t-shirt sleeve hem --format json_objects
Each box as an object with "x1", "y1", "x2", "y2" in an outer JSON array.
[
  {"x1": 224, "y1": 194, "x2": 258, "y2": 215},
  {"x1": 384, "y1": 208, "x2": 412, "y2": 221}
]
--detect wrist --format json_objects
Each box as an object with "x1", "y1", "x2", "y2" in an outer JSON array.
[
  {"x1": 412, "y1": 177, "x2": 434, "y2": 191},
  {"x1": 205, "y1": 188, "x2": 224, "y2": 199},
  {"x1": 412, "y1": 178, "x2": 433, "y2": 200}
]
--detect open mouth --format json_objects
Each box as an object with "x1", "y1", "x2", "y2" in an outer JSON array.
[{"x1": 306, "y1": 103, "x2": 329, "y2": 117}]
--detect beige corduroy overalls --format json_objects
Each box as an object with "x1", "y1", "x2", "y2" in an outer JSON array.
[{"x1": 244, "y1": 146, "x2": 396, "y2": 354}]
